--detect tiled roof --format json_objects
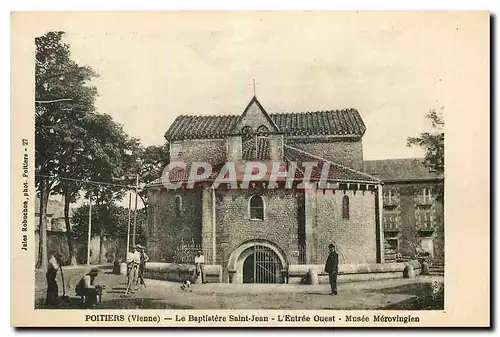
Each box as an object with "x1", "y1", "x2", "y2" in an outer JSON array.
[
  {"x1": 163, "y1": 162, "x2": 303, "y2": 185},
  {"x1": 284, "y1": 145, "x2": 382, "y2": 184},
  {"x1": 165, "y1": 115, "x2": 240, "y2": 141},
  {"x1": 165, "y1": 109, "x2": 366, "y2": 140},
  {"x1": 363, "y1": 158, "x2": 444, "y2": 182},
  {"x1": 151, "y1": 146, "x2": 381, "y2": 187},
  {"x1": 271, "y1": 109, "x2": 365, "y2": 137}
]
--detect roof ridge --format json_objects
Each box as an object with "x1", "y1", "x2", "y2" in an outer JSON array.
[
  {"x1": 364, "y1": 157, "x2": 426, "y2": 162},
  {"x1": 182, "y1": 113, "x2": 239, "y2": 118},
  {"x1": 270, "y1": 108, "x2": 358, "y2": 115},
  {"x1": 284, "y1": 145, "x2": 382, "y2": 183},
  {"x1": 177, "y1": 109, "x2": 361, "y2": 117},
  {"x1": 167, "y1": 107, "x2": 366, "y2": 140}
]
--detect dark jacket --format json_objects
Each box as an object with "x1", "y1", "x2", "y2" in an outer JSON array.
[{"x1": 324, "y1": 251, "x2": 339, "y2": 273}]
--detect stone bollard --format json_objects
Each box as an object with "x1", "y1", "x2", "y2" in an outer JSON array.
[
  {"x1": 403, "y1": 264, "x2": 415, "y2": 278},
  {"x1": 421, "y1": 262, "x2": 430, "y2": 275},
  {"x1": 308, "y1": 268, "x2": 319, "y2": 285},
  {"x1": 113, "y1": 260, "x2": 121, "y2": 275},
  {"x1": 120, "y1": 262, "x2": 128, "y2": 276}
]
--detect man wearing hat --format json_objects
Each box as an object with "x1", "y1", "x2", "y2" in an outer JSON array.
[
  {"x1": 136, "y1": 244, "x2": 149, "y2": 288},
  {"x1": 194, "y1": 250, "x2": 206, "y2": 284},
  {"x1": 324, "y1": 243, "x2": 339, "y2": 295},
  {"x1": 75, "y1": 267, "x2": 101, "y2": 307},
  {"x1": 45, "y1": 252, "x2": 63, "y2": 307},
  {"x1": 124, "y1": 245, "x2": 141, "y2": 295}
]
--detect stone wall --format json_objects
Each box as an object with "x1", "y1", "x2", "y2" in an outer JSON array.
[
  {"x1": 312, "y1": 188, "x2": 378, "y2": 264},
  {"x1": 148, "y1": 185, "x2": 379, "y2": 274},
  {"x1": 214, "y1": 188, "x2": 301, "y2": 280},
  {"x1": 237, "y1": 99, "x2": 277, "y2": 131},
  {"x1": 147, "y1": 188, "x2": 203, "y2": 262},
  {"x1": 288, "y1": 261, "x2": 418, "y2": 284},
  {"x1": 143, "y1": 263, "x2": 222, "y2": 283},
  {"x1": 35, "y1": 231, "x2": 127, "y2": 265},
  {"x1": 383, "y1": 181, "x2": 444, "y2": 263},
  {"x1": 286, "y1": 137, "x2": 364, "y2": 171}
]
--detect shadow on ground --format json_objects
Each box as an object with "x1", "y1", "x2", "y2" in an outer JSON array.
[
  {"x1": 35, "y1": 296, "x2": 193, "y2": 310},
  {"x1": 372, "y1": 283, "x2": 444, "y2": 310}
]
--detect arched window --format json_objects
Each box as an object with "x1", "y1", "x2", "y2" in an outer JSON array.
[
  {"x1": 342, "y1": 195, "x2": 350, "y2": 220},
  {"x1": 249, "y1": 195, "x2": 264, "y2": 220},
  {"x1": 175, "y1": 195, "x2": 183, "y2": 217}
]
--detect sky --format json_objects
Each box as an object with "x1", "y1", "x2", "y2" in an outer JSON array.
[{"x1": 58, "y1": 11, "x2": 462, "y2": 161}]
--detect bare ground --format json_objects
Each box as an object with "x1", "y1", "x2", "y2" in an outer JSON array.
[{"x1": 34, "y1": 265, "x2": 444, "y2": 310}]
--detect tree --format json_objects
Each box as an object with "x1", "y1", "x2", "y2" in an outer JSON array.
[
  {"x1": 82, "y1": 113, "x2": 140, "y2": 263},
  {"x1": 71, "y1": 204, "x2": 146, "y2": 262},
  {"x1": 407, "y1": 108, "x2": 445, "y2": 200},
  {"x1": 35, "y1": 31, "x2": 98, "y2": 268},
  {"x1": 52, "y1": 117, "x2": 96, "y2": 266},
  {"x1": 135, "y1": 144, "x2": 170, "y2": 209}
]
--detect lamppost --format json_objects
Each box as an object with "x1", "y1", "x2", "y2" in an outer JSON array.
[
  {"x1": 132, "y1": 174, "x2": 139, "y2": 247},
  {"x1": 86, "y1": 192, "x2": 92, "y2": 266}
]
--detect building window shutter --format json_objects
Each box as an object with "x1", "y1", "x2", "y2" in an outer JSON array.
[
  {"x1": 249, "y1": 195, "x2": 264, "y2": 220},
  {"x1": 342, "y1": 195, "x2": 350, "y2": 220}
]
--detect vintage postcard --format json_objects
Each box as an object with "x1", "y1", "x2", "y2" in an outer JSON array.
[{"x1": 11, "y1": 11, "x2": 490, "y2": 327}]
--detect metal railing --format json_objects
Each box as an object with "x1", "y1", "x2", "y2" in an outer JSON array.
[
  {"x1": 383, "y1": 221, "x2": 400, "y2": 231},
  {"x1": 416, "y1": 221, "x2": 435, "y2": 231},
  {"x1": 383, "y1": 197, "x2": 399, "y2": 207},
  {"x1": 297, "y1": 244, "x2": 347, "y2": 265},
  {"x1": 416, "y1": 195, "x2": 434, "y2": 205},
  {"x1": 172, "y1": 238, "x2": 213, "y2": 264}
]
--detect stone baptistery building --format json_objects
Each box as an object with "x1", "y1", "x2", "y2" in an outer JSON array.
[{"x1": 145, "y1": 96, "x2": 401, "y2": 284}]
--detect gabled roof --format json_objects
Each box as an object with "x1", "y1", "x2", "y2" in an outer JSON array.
[
  {"x1": 233, "y1": 96, "x2": 280, "y2": 133},
  {"x1": 165, "y1": 105, "x2": 366, "y2": 140},
  {"x1": 363, "y1": 158, "x2": 444, "y2": 182}
]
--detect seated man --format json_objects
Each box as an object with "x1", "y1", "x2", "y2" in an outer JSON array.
[{"x1": 75, "y1": 268, "x2": 102, "y2": 307}]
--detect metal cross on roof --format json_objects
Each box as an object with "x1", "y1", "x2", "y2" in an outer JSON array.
[{"x1": 249, "y1": 79, "x2": 259, "y2": 97}]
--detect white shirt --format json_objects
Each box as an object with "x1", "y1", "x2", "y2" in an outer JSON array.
[
  {"x1": 194, "y1": 255, "x2": 205, "y2": 264},
  {"x1": 82, "y1": 274, "x2": 95, "y2": 289},
  {"x1": 127, "y1": 251, "x2": 141, "y2": 264},
  {"x1": 48, "y1": 255, "x2": 59, "y2": 270}
]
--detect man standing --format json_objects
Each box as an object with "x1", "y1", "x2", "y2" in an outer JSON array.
[
  {"x1": 45, "y1": 252, "x2": 63, "y2": 307},
  {"x1": 124, "y1": 245, "x2": 141, "y2": 295},
  {"x1": 136, "y1": 244, "x2": 149, "y2": 288},
  {"x1": 324, "y1": 244, "x2": 339, "y2": 295},
  {"x1": 194, "y1": 250, "x2": 206, "y2": 284}
]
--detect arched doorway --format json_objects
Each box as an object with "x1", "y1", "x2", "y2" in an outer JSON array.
[
  {"x1": 227, "y1": 240, "x2": 288, "y2": 284},
  {"x1": 242, "y1": 245, "x2": 283, "y2": 284}
]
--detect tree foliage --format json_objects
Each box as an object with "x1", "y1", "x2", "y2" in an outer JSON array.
[
  {"x1": 35, "y1": 31, "x2": 149, "y2": 266},
  {"x1": 71, "y1": 204, "x2": 146, "y2": 241},
  {"x1": 133, "y1": 144, "x2": 170, "y2": 208},
  {"x1": 35, "y1": 31, "x2": 99, "y2": 268},
  {"x1": 407, "y1": 109, "x2": 445, "y2": 202},
  {"x1": 407, "y1": 109, "x2": 444, "y2": 174}
]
